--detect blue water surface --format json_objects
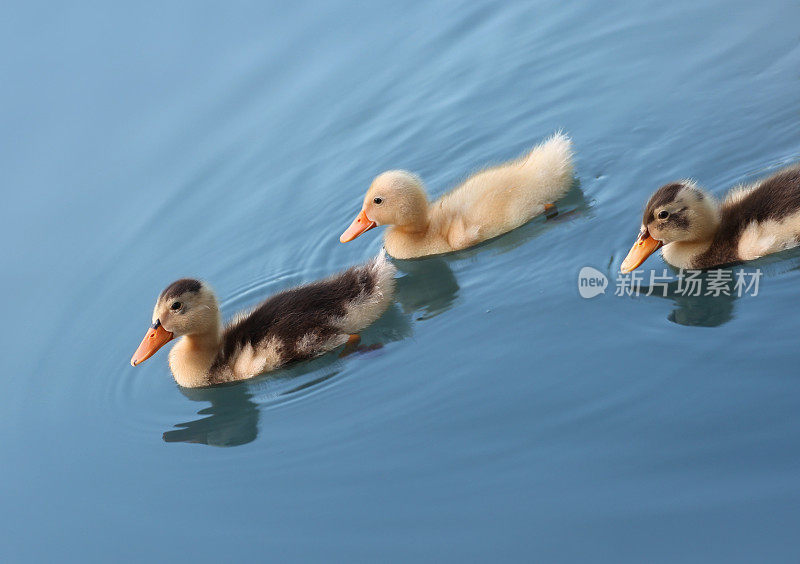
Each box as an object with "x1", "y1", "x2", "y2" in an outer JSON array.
[{"x1": 2, "y1": 0, "x2": 800, "y2": 561}]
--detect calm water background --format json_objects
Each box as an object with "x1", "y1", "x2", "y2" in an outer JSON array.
[{"x1": 2, "y1": 0, "x2": 800, "y2": 561}]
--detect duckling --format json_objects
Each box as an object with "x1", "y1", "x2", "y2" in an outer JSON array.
[
  {"x1": 621, "y1": 164, "x2": 800, "y2": 272},
  {"x1": 130, "y1": 254, "x2": 395, "y2": 388},
  {"x1": 340, "y1": 132, "x2": 574, "y2": 259}
]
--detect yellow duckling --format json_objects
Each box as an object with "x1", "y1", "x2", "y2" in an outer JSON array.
[
  {"x1": 130, "y1": 254, "x2": 395, "y2": 388},
  {"x1": 340, "y1": 132, "x2": 574, "y2": 259},
  {"x1": 621, "y1": 165, "x2": 800, "y2": 272}
]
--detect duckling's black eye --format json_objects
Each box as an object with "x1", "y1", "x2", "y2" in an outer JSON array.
[
  {"x1": 373, "y1": 197, "x2": 383, "y2": 205},
  {"x1": 170, "y1": 301, "x2": 182, "y2": 311},
  {"x1": 658, "y1": 210, "x2": 669, "y2": 220}
]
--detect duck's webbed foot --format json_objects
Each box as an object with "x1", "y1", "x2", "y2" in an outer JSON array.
[
  {"x1": 339, "y1": 334, "x2": 361, "y2": 357},
  {"x1": 339, "y1": 334, "x2": 383, "y2": 358},
  {"x1": 544, "y1": 203, "x2": 559, "y2": 219}
]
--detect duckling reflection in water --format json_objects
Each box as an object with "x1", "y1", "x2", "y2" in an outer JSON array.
[
  {"x1": 131, "y1": 254, "x2": 395, "y2": 388},
  {"x1": 164, "y1": 384, "x2": 259, "y2": 447},
  {"x1": 633, "y1": 272, "x2": 738, "y2": 327},
  {"x1": 393, "y1": 257, "x2": 460, "y2": 320}
]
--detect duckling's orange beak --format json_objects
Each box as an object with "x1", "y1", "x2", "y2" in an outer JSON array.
[
  {"x1": 130, "y1": 320, "x2": 174, "y2": 366},
  {"x1": 620, "y1": 229, "x2": 663, "y2": 273},
  {"x1": 340, "y1": 209, "x2": 377, "y2": 243}
]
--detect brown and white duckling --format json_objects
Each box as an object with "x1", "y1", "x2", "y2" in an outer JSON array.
[
  {"x1": 340, "y1": 132, "x2": 574, "y2": 259},
  {"x1": 621, "y1": 165, "x2": 800, "y2": 272},
  {"x1": 130, "y1": 254, "x2": 395, "y2": 388}
]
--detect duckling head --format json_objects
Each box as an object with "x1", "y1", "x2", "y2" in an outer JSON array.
[
  {"x1": 131, "y1": 278, "x2": 220, "y2": 366},
  {"x1": 621, "y1": 181, "x2": 719, "y2": 273},
  {"x1": 340, "y1": 170, "x2": 429, "y2": 243}
]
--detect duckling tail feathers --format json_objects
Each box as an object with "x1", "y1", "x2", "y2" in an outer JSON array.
[
  {"x1": 522, "y1": 131, "x2": 575, "y2": 203},
  {"x1": 369, "y1": 249, "x2": 397, "y2": 296},
  {"x1": 523, "y1": 131, "x2": 573, "y2": 171},
  {"x1": 336, "y1": 252, "x2": 396, "y2": 334}
]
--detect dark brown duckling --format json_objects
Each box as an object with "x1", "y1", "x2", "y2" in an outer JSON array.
[
  {"x1": 131, "y1": 253, "x2": 395, "y2": 387},
  {"x1": 621, "y1": 165, "x2": 800, "y2": 272}
]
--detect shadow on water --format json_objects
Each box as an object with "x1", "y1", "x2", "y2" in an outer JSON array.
[
  {"x1": 641, "y1": 277, "x2": 738, "y2": 328},
  {"x1": 162, "y1": 351, "x2": 353, "y2": 447},
  {"x1": 667, "y1": 290, "x2": 736, "y2": 327},
  {"x1": 164, "y1": 384, "x2": 260, "y2": 447},
  {"x1": 629, "y1": 245, "x2": 800, "y2": 327},
  {"x1": 164, "y1": 339, "x2": 368, "y2": 445},
  {"x1": 393, "y1": 257, "x2": 460, "y2": 320},
  {"x1": 636, "y1": 262, "x2": 779, "y2": 327}
]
